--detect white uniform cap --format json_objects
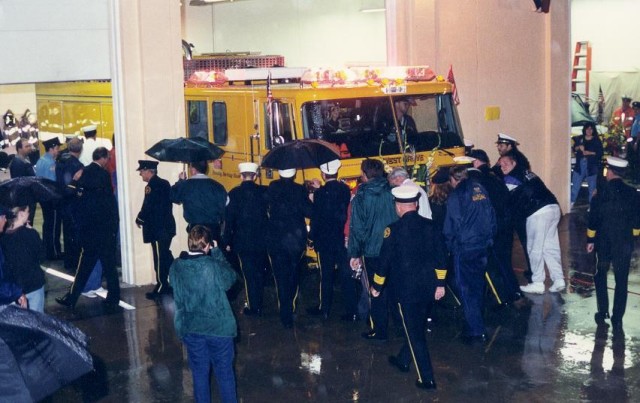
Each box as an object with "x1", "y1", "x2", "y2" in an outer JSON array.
[
  {"x1": 464, "y1": 139, "x2": 474, "y2": 147},
  {"x1": 320, "y1": 159, "x2": 341, "y2": 175},
  {"x1": 278, "y1": 168, "x2": 297, "y2": 178},
  {"x1": 391, "y1": 184, "x2": 420, "y2": 203},
  {"x1": 238, "y1": 162, "x2": 259, "y2": 174},
  {"x1": 606, "y1": 156, "x2": 628, "y2": 169},
  {"x1": 453, "y1": 156, "x2": 476, "y2": 164},
  {"x1": 496, "y1": 133, "x2": 518, "y2": 145},
  {"x1": 81, "y1": 125, "x2": 98, "y2": 133}
]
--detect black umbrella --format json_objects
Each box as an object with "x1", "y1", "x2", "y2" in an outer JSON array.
[
  {"x1": 0, "y1": 305, "x2": 93, "y2": 402},
  {"x1": 261, "y1": 139, "x2": 341, "y2": 170},
  {"x1": 0, "y1": 176, "x2": 62, "y2": 207},
  {"x1": 145, "y1": 137, "x2": 224, "y2": 163}
]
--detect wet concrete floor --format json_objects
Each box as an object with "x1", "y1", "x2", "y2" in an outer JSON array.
[{"x1": 42, "y1": 201, "x2": 639, "y2": 402}]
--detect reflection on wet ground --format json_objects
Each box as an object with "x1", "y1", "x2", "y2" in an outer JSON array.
[{"x1": 44, "y1": 202, "x2": 639, "y2": 402}]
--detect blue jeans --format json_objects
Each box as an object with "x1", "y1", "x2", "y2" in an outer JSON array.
[
  {"x1": 182, "y1": 333, "x2": 237, "y2": 403},
  {"x1": 27, "y1": 286, "x2": 45, "y2": 313},
  {"x1": 571, "y1": 159, "x2": 597, "y2": 204}
]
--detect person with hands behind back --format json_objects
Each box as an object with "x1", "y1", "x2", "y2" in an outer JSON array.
[{"x1": 370, "y1": 185, "x2": 446, "y2": 391}]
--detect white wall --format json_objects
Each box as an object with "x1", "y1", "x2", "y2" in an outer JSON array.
[
  {"x1": 0, "y1": 84, "x2": 36, "y2": 117},
  {"x1": 185, "y1": 0, "x2": 387, "y2": 67},
  {"x1": 571, "y1": 0, "x2": 640, "y2": 72},
  {"x1": 0, "y1": 0, "x2": 110, "y2": 84}
]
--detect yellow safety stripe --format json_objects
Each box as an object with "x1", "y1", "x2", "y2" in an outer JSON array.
[
  {"x1": 587, "y1": 229, "x2": 596, "y2": 238},
  {"x1": 485, "y1": 272, "x2": 502, "y2": 305},
  {"x1": 373, "y1": 273, "x2": 386, "y2": 286},
  {"x1": 435, "y1": 269, "x2": 447, "y2": 280},
  {"x1": 398, "y1": 303, "x2": 422, "y2": 383}
]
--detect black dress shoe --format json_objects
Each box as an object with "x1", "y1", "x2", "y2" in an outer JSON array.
[
  {"x1": 415, "y1": 379, "x2": 437, "y2": 390},
  {"x1": 594, "y1": 312, "x2": 610, "y2": 326},
  {"x1": 388, "y1": 356, "x2": 410, "y2": 373},
  {"x1": 361, "y1": 331, "x2": 387, "y2": 342},
  {"x1": 340, "y1": 314, "x2": 358, "y2": 322},
  {"x1": 55, "y1": 294, "x2": 75, "y2": 308},
  {"x1": 102, "y1": 300, "x2": 123, "y2": 313},
  {"x1": 462, "y1": 334, "x2": 487, "y2": 345},
  {"x1": 306, "y1": 307, "x2": 323, "y2": 316},
  {"x1": 145, "y1": 291, "x2": 160, "y2": 300},
  {"x1": 243, "y1": 307, "x2": 263, "y2": 317}
]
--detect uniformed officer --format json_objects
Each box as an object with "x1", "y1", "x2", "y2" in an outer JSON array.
[
  {"x1": 587, "y1": 156, "x2": 640, "y2": 330},
  {"x1": 307, "y1": 159, "x2": 352, "y2": 320},
  {"x1": 444, "y1": 166, "x2": 496, "y2": 343},
  {"x1": 223, "y1": 162, "x2": 269, "y2": 316},
  {"x1": 35, "y1": 137, "x2": 62, "y2": 260},
  {"x1": 136, "y1": 160, "x2": 176, "y2": 299},
  {"x1": 56, "y1": 147, "x2": 121, "y2": 311},
  {"x1": 266, "y1": 168, "x2": 312, "y2": 328},
  {"x1": 371, "y1": 185, "x2": 446, "y2": 391}
]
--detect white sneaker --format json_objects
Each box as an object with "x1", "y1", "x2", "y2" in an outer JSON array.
[
  {"x1": 549, "y1": 280, "x2": 566, "y2": 293},
  {"x1": 520, "y1": 282, "x2": 545, "y2": 294},
  {"x1": 81, "y1": 290, "x2": 98, "y2": 298}
]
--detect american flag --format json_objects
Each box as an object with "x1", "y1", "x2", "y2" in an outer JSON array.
[
  {"x1": 447, "y1": 65, "x2": 460, "y2": 105},
  {"x1": 596, "y1": 85, "x2": 604, "y2": 124}
]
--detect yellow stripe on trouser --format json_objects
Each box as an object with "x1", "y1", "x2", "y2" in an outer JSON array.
[
  {"x1": 69, "y1": 248, "x2": 85, "y2": 296},
  {"x1": 485, "y1": 272, "x2": 501, "y2": 305},
  {"x1": 398, "y1": 302, "x2": 422, "y2": 383},
  {"x1": 293, "y1": 250, "x2": 305, "y2": 313},
  {"x1": 267, "y1": 255, "x2": 281, "y2": 310},
  {"x1": 153, "y1": 242, "x2": 162, "y2": 292},
  {"x1": 361, "y1": 258, "x2": 374, "y2": 330},
  {"x1": 238, "y1": 256, "x2": 251, "y2": 309},
  {"x1": 316, "y1": 252, "x2": 323, "y2": 310}
]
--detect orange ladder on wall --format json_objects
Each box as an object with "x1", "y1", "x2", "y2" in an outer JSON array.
[{"x1": 571, "y1": 41, "x2": 591, "y2": 99}]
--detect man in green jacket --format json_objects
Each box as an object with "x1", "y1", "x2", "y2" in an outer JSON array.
[
  {"x1": 170, "y1": 225, "x2": 239, "y2": 403},
  {"x1": 348, "y1": 159, "x2": 397, "y2": 341}
]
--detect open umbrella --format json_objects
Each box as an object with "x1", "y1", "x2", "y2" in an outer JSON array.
[
  {"x1": 0, "y1": 305, "x2": 93, "y2": 402},
  {"x1": 0, "y1": 176, "x2": 62, "y2": 207},
  {"x1": 261, "y1": 139, "x2": 340, "y2": 170},
  {"x1": 145, "y1": 137, "x2": 224, "y2": 163}
]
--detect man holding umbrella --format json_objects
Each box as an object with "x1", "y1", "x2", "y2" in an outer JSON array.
[
  {"x1": 266, "y1": 168, "x2": 312, "y2": 328},
  {"x1": 136, "y1": 160, "x2": 176, "y2": 300},
  {"x1": 170, "y1": 160, "x2": 227, "y2": 243}
]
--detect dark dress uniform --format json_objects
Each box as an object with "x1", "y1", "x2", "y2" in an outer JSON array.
[
  {"x1": 57, "y1": 162, "x2": 120, "y2": 308},
  {"x1": 373, "y1": 210, "x2": 446, "y2": 388},
  {"x1": 266, "y1": 177, "x2": 312, "y2": 328},
  {"x1": 468, "y1": 165, "x2": 521, "y2": 304},
  {"x1": 136, "y1": 173, "x2": 176, "y2": 295},
  {"x1": 55, "y1": 152, "x2": 84, "y2": 270},
  {"x1": 308, "y1": 179, "x2": 351, "y2": 318},
  {"x1": 223, "y1": 180, "x2": 269, "y2": 315},
  {"x1": 587, "y1": 177, "x2": 640, "y2": 328}
]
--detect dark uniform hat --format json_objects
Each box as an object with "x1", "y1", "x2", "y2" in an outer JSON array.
[
  {"x1": 469, "y1": 149, "x2": 490, "y2": 164},
  {"x1": 137, "y1": 160, "x2": 159, "y2": 171},
  {"x1": 391, "y1": 185, "x2": 420, "y2": 203},
  {"x1": 431, "y1": 167, "x2": 450, "y2": 184},
  {"x1": 633, "y1": 101, "x2": 640, "y2": 109},
  {"x1": 42, "y1": 137, "x2": 61, "y2": 150}
]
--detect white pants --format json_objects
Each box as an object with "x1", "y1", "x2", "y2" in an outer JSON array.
[{"x1": 526, "y1": 204, "x2": 563, "y2": 283}]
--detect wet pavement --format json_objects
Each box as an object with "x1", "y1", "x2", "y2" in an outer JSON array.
[{"x1": 42, "y1": 200, "x2": 639, "y2": 402}]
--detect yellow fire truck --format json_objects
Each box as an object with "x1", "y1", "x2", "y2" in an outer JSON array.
[{"x1": 36, "y1": 65, "x2": 465, "y2": 189}]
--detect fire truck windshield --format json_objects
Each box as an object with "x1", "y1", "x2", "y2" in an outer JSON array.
[{"x1": 301, "y1": 93, "x2": 463, "y2": 158}]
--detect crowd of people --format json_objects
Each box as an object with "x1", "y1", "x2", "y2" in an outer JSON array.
[{"x1": 2, "y1": 124, "x2": 639, "y2": 402}]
